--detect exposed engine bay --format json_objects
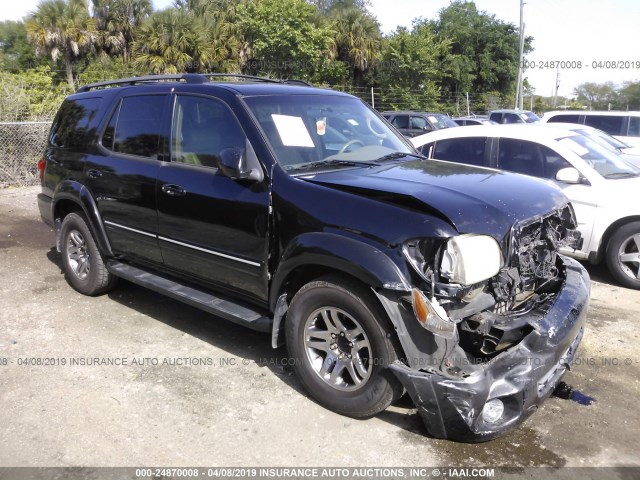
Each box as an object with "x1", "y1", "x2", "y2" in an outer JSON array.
[{"x1": 439, "y1": 205, "x2": 582, "y2": 360}]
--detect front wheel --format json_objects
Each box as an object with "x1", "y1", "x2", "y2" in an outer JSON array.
[
  {"x1": 285, "y1": 276, "x2": 403, "y2": 418},
  {"x1": 60, "y1": 212, "x2": 116, "y2": 296},
  {"x1": 606, "y1": 221, "x2": 640, "y2": 289}
]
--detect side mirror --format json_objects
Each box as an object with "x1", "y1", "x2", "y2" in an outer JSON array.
[
  {"x1": 219, "y1": 147, "x2": 252, "y2": 180},
  {"x1": 555, "y1": 167, "x2": 582, "y2": 184}
]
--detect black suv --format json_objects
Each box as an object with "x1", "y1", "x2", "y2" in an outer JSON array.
[
  {"x1": 381, "y1": 111, "x2": 458, "y2": 137},
  {"x1": 38, "y1": 74, "x2": 589, "y2": 442}
]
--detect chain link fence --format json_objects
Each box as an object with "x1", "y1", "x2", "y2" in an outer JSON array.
[{"x1": 0, "y1": 121, "x2": 51, "y2": 188}]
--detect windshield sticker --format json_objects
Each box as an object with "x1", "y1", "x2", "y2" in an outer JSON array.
[
  {"x1": 428, "y1": 116, "x2": 438, "y2": 123},
  {"x1": 272, "y1": 114, "x2": 315, "y2": 147},
  {"x1": 316, "y1": 117, "x2": 327, "y2": 136}
]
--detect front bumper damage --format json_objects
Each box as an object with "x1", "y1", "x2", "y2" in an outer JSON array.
[{"x1": 389, "y1": 256, "x2": 590, "y2": 442}]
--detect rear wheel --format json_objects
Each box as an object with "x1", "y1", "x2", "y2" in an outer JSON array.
[
  {"x1": 285, "y1": 276, "x2": 403, "y2": 417},
  {"x1": 606, "y1": 221, "x2": 640, "y2": 289},
  {"x1": 60, "y1": 212, "x2": 116, "y2": 296}
]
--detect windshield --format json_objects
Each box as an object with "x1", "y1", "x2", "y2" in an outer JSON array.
[
  {"x1": 576, "y1": 128, "x2": 629, "y2": 151},
  {"x1": 430, "y1": 114, "x2": 458, "y2": 129},
  {"x1": 559, "y1": 134, "x2": 640, "y2": 178},
  {"x1": 243, "y1": 95, "x2": 413, "y2": 171},
  {"x1": 519, "y1": 111, "x2": 541, "y2": 123}
]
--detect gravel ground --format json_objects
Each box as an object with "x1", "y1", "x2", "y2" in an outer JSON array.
[{"x1": 0, "y1": 186, "x2": 639, "y2": 470}]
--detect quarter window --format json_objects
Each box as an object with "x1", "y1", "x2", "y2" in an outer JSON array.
[{"x1": 50, "y1": 98, "x2": 102, "y2": 150}]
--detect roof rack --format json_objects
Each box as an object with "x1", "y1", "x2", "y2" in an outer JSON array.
[{"x1": 76, "y1": 73, "x2": 312, "y2": 92}]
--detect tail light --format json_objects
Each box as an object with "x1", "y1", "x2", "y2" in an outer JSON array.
[{"x1": 37, "y1": 157, "x2": 46, "y2": 184}]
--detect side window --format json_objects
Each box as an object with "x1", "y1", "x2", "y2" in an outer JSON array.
[
  {"x1": 102, "y1": 95, "x2": 167, "y2": 158},
  {"x1": 497, "y1": 138, "x2": 544, "y2": 177},
  {"x1": 410, "y1": 116, "x2": 428, "y2": 130},
  {"x1": 50, "y1": 97, "x2": 102, "y2": 150},
  {"x1": 547, "y1": 114, "x2": 580, "y2": 124},
  {"x1": 391, "y1": 115, "x2": 409, "y2": 129},
  {"x1": 172, "y1": 95, "x2": 246, "y2": 168},
  {"x1": 540, "y1": 145, "x2": 572, "y2": 180},
  {"x1": 584, "y1": 115, "x2": 624, "y2": 135},
  {"x1": 504, "y1": 113, "x2": 521, "y2": 124},
  {"x1": 628, "y1": 117, "x2": 640, "y2": 137},
  {"x1": 433, "y1": 137, "x2": 488, "y2": 167}
]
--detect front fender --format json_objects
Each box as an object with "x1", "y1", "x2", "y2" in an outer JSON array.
[
  {"x1": 270, "y1": 232, "x2": 411, "y2": 309},
  {"x1": 53, "y1": 180, "x2": 112, "y2": 256}
]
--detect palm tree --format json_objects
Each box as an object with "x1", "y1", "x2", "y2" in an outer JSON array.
[
  {"x1": 26, "y1": 0, "x2": 97, "y2": 88},
  {"x1": 329, "y1": 6, "x2": 381, "y2": 86},
  {"x1": 92, "y1": 0, "x2": 152, "y2": 63},
  {"x1": 133, "y1": 2, "x2": 243, "y2": 74}
]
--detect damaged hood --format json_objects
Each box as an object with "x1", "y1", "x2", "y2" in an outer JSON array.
[{"x1": 302, "y1": 159, "x2": 569, "y2": 241}]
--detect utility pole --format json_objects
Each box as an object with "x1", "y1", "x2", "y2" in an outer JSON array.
[
  {"x1": 515, "y1": 0, "x2": 525, "y2": 110},
  {"x1": 553, "y1": 65, "x2": 560, "y2": 108}
]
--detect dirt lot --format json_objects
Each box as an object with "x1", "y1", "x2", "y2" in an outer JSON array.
[{"x1": 0, "y1": 186, "x2": 639, "y2": 469}]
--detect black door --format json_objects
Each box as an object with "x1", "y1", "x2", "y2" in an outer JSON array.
[
  {"x1": 156, "y1": 93, "x2": 270, "y2": 303},
  {"x1": 85, "y1": 92, "x2": 171, "y2": 264}
]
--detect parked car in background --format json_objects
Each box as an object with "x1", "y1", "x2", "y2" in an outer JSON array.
[
  {"x1": 489, "y1": 109, "x2": 540, "y2": 124},
  {"x1": 541, "y1": 110, "x2": 640, "y2": 147},
  {"x1": 412, "y1": 124, "x2": 640, "y2": 289},
  {"x1": 544, "y1": 123, "x2": 640, "y2": 166},
  {"x1": 37, "y1": 74, "x2": 589, "y2": 442},
  {"x1": 453, "y1": 116, "x2": 498, "y2": 126},
  {"x1": 381, "y1": 111, "x2": 458, "y2": 137}
]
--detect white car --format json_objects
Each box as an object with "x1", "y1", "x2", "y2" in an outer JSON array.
[
  {"x1": 412, "y1": 124, "x2": 640, "y2": 289},
  {"x1": 543, "y1": 123, "x2": 640, "y2": 166},
  {"x1": 541, "y1": 110, "x2": 640, "y2": 147}
]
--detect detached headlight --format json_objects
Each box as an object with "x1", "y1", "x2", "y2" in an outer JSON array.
[{"x1": 441, "y1": 234, "x2": 503, "y2": 286}]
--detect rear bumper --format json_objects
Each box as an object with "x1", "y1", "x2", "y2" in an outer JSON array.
[
  {"x1": 390, "y1": 256, "x2": 590, "y2": 442},
  {"x1": 37, "y1": 192, "x2": 54, "y2": 227}
]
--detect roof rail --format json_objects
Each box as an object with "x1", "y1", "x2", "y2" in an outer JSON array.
[{"x1": 76, "y1": 73, "x2": 312, "y2": 92}]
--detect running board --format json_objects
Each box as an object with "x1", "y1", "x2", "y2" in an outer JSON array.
[{"x1": 107, "y1": 260, "x2": 272, "y2": 332}]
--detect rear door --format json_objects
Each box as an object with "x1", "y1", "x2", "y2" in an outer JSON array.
[
  {"x1": 86, "y1": 91, "x2": 171, "y2": 264},
  {"x1": 155, "y1": 92, "x2": 270, "y2": 303}
]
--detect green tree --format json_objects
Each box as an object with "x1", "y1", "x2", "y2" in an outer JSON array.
[
  {"x1": 573, "y1": 82, "x2": 618, "y2": 110},
  {"x1": 0, "y1": 67, "x2": 68, "y2": 121},
  {"x1": 619, "y1": 81, "x2": 640, "y2": 110},
  {"x1": 92, "y1": 0, "x2": 152, "y2": 62},
  {"x1": 430, "y1": 1, "x2": 530, "y2": 102},
  {"x1": 376, "y1": 21, "x2": 449, "y2": 111},
  {"x1": 237, "y1": 0, "x2": 332, "y2": 79},
  {"x1": 26, "y1": 0, "x2": 97, "y2": 88},
  {"x1": 328, "y1": 5, "x2": 381, "y2": 87},
  {"x1": 133, "y1": 1, "x2": 242, "y2": 74},
  {"x1": 0, "y1": 21, "x2": 46, "y2": 71}
]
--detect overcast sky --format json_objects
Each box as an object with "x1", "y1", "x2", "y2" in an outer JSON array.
[{"x1": 3, "y1": 0, "x2": 639, "y2": 98}]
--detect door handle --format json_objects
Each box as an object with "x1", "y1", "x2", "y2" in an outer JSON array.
[
  {"x1": 161, "y1": 184, "x2": 187, "y2": 196},
  {"x1": 87, "y1": 169, "x2": 103, "y2": 179}
]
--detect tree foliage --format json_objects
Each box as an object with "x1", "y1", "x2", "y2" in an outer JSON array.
[{"x1": 26, "y1": 0, "x2": 97, "y2": 87}]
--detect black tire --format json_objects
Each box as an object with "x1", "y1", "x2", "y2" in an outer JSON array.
[
  {"x1": 285, "y1": 275, "x2": 403, "y2": 418},
  {"x1": 606, "y1": 221, "x2": 640, "y2": 289},
  {"x1": 60, "y1": 212, "x2": 116, "y2": 296}
]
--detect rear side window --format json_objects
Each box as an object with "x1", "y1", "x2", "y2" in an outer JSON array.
[
  {"x1": 432, "y1": 137, "x2": 488, "y2": 167},
  {"x1": 50, "y1": 97, "x2": 102, "y2": 150},
  {"x1": 547, "y1": 114, "x2": 581, "y2": 123},
  {"x1": 628, "y1": 117, "x2": 640, "y2": 137},
  {"x1": 102, "y1": 95, "x2": 167, "y2": 158},
  {"x1": 497, "y1": 139, "x2": 571, "y2": 179},
  {"x1": 391, "y1": 116, "x2": 409, "y2": 129},
  {"x1": 584, "y1": 115, "x2": 624, "y2": 135}
]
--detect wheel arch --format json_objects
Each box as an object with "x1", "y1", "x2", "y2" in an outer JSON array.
[
  {"x1": 52, "y1": 180, "x2": 112, "y2": 256},
  {"x1": 594, "y1": 215, "x2": 640, "y2": 264}
]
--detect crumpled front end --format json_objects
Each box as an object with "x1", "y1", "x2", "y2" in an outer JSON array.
[{"x1": 382, "y1": 204, "x2": 590, "y2": 442}]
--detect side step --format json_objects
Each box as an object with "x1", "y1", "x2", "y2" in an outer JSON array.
[{"x1": 107, "y1": 260, "x2": 272, "y2": 333}]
